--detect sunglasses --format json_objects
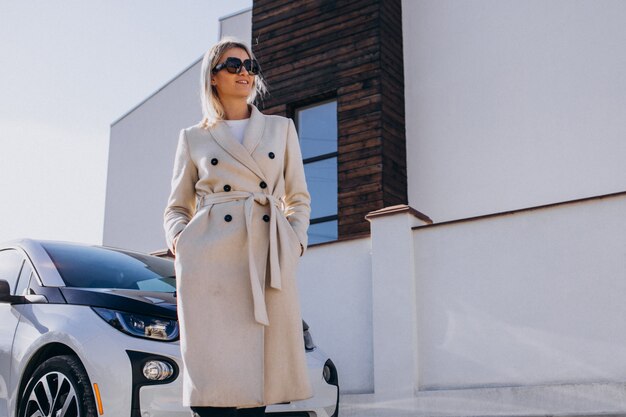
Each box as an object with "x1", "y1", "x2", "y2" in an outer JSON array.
[{"x1": 212, "y1": 57, "x2": 261, "y2": 75}]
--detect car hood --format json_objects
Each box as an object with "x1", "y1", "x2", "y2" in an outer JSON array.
[{"x1": 59, "y1": 287, "x2": 177, "y2": 320}]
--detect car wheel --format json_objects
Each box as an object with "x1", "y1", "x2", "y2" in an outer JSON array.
[{"x1": 18, "y1": 355, "x2": 98, "y2": 417}]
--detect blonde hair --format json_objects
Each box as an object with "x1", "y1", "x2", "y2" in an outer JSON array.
[{"x1": 199, "y1": 36, "x2": 269, "y2": 129}]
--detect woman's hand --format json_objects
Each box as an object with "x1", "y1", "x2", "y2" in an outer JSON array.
[{"x1": 172, "y1": 234, "x2": 180, "y2": 255}]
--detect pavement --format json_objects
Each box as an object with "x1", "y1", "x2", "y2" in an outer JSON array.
[{"x1": 338, "y1": 383, "x2": 626, "y2": 417}]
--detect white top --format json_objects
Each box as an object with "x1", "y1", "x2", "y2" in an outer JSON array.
[{"x1": 224, "y1": 118, "x2": 250, "y2": 144}]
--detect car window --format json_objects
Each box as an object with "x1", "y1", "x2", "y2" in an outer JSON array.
[
  {"x1": 0, "y1": 249, "x2": 25, "y2": 295},
  {"x1": 15, "y1": 261, "x2": 34, "y2": 296},
  {"x1": 41, "y1": 242, "x2": 176, "y2": 292}
]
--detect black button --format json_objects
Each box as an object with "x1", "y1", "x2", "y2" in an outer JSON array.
[
  {"x1": 259, "y1": 181, "x2": 267, "y2": 189},
  {"x1": 263, "y1": 214, "x2": 270, "y2": 222},
  {"x1": 223, "y1": 184, "x2": 231, "y2": 192},
  {"x1": 211, "y1": 158, "x2": 218, "y2": 165},
  {"x1": 268, "y1": 152, "x2": 275, "y2": 159},
  {"x1": 224, "y1": 214, "x2": 232, "y2": 222}
]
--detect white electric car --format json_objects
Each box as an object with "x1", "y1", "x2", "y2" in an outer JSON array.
[{"x1": 0, "y1": 239, "x2": 339, "y2": 417}]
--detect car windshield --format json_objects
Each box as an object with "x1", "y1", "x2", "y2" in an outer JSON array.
[{"x1": 41, "y1": 242, "x2": 176, "y2": 292}]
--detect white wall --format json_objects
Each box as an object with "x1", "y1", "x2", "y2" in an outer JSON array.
[
  {"x1": 413, "y1": 193, "x2": 626, "y2": 390},
  {"x1": 103, "y1": 62, "x2": 202, "y2": 253},
  {"x1": 219, "y1": 7, "x2": 252, "y2": 41},
  {"x1": 103, "y1": 9, "x2": 252, "y2": 253},
  {"x1": 403, "y1": 0, "x2": 626, "y2": 223},
  {"x1": 298, "y1": 237, "x2": 374, "y2": 394}
]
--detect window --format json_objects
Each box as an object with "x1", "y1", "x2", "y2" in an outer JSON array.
[
  {"x1": 15, "y1": 261, "x2": 33, "y2": 296},
  {"x1": 0, "y1": 249, "x2": 25, "y2": 295},
  {"x1": 295, "y1": 100, "x2": 338, "y2": 244},
  {"x1": 41, "y1": 242, "x2": 176, "y2": 292}
]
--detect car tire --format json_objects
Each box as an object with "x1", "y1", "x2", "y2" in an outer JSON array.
[{"x1": 18, "y1": 354, "x2": 98, "y2": 417}]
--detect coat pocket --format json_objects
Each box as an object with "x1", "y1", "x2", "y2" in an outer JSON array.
[
  {"x1": 175, "y1": 206, "x2": 209, "y2": 253},
  {"x1": 281, "y1": 215, "x2": 302, "y2": 258}
]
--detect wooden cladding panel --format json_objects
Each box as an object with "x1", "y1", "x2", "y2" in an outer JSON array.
[
  {"x1": 264, "y1": 37, "x2": 379, "y2": 78},
  {"x1": 379, "y1": 0, "x2": 407, "y2": 210},
  {"x1": 341, "y1": 131, "x2": 382, "y2": 148},
  {"x1": 254, "y1": 0, "x2": 375, "y2": 30},
  {"x1": 252, "y1": 0, "x2": 407, "y2": 240},
  {"x1": 340, "y1": 171, "x2": 382, "y2": 191},
  {"x1": 264, "y1": 50, "x2": 380, "y2": 96},
  {"x1": 255, "y1": 2, "x2": 378, "y2": 43}
]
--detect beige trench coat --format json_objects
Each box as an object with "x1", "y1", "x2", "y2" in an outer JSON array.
[{"x1": 163, "y1": 104, "x2": 313, "y2": 407}]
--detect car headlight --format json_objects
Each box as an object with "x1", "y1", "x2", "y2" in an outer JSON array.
[
  {"x1": 92, "y1": 307, "x2": 179, "y2": 342},
  {"x1": 143, "y1": 360, "x2": 175, "y2": 381}
]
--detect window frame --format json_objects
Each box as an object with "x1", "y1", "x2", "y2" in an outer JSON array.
[
  {"x1": 293, "y1": 99, "x2": 339, "y2": 241},
  {"x1": 0, "y1": 249, "x2": 25, "y2": 295}
]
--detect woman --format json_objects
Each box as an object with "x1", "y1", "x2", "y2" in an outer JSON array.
[{"x1": 163, "y1": 36, "x2": 314, "y2": 417}]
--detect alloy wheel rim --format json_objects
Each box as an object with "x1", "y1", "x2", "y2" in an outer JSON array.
[{"x1": 24, "y1": 371, "x2": 79, "y2": 417}]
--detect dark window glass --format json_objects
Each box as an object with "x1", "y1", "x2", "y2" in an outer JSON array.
[
  {"x1": 15, "y1": 261, "x2": 33, "y2": 296},
  {"x1": 41, "y1": 242, "x2": 176, "y2": 292},
  {"x1": 308, "y1": 221, "x2": 338, "y2": 245},
  {"x1": 297, "y1": 101, "x2": 337, "y2": 159},
  {"x1": 304, "y1": 157, "x2": 338, "y2": 219},
  {"x1": 0, "y1": 249, "x2": 25, "y2": 295},
  {"x1": 295, "y1": 100, "x2": 338, "y2": 244}
]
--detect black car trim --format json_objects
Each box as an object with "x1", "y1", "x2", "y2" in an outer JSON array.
[
  {"x1": 126, "y1": 350, "x2": 179, "y2": 417},
  {"x1": 29, "y1": 281, "x2": 67, "y2": 303},
  {"x1": 325, "y1": 358, "x2": 340, "y2": 417},
  {"x1": 60, "y1": 287, "x2": 177, "y2": 320}
]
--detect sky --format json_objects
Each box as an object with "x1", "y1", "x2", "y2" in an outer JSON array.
[{"x1": 0, "y1": 0, "x2": 252, "y2": 245}]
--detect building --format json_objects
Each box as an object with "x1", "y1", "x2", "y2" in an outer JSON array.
[{"x1": 104, "y1": 1, "x2": 626, "y2": 415}]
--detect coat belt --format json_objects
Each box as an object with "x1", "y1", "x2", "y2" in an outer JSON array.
[{"x1": 197, "y1": 191, "x2": 286, "y2": 326}]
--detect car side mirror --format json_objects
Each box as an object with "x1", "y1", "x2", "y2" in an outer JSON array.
[
  {"x1": 0, "y1": 279, "x2": 11, "y2": 300},
  {"x1": 0, "y1": 279, "x2": 26, "y2": 304}
]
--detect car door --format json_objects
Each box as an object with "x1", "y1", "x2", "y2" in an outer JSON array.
[{"x1": 0, "y1": 249, "x2": 27, "y2": 417}]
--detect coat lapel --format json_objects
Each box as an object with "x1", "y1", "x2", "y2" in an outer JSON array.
[{"x1": 208, "y1": 104, "x2": 267, "y2": 180}]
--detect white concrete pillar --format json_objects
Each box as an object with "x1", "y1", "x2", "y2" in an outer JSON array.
[{"x1": 366, "y1": 205, "x2": 432, "y2": 398}]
